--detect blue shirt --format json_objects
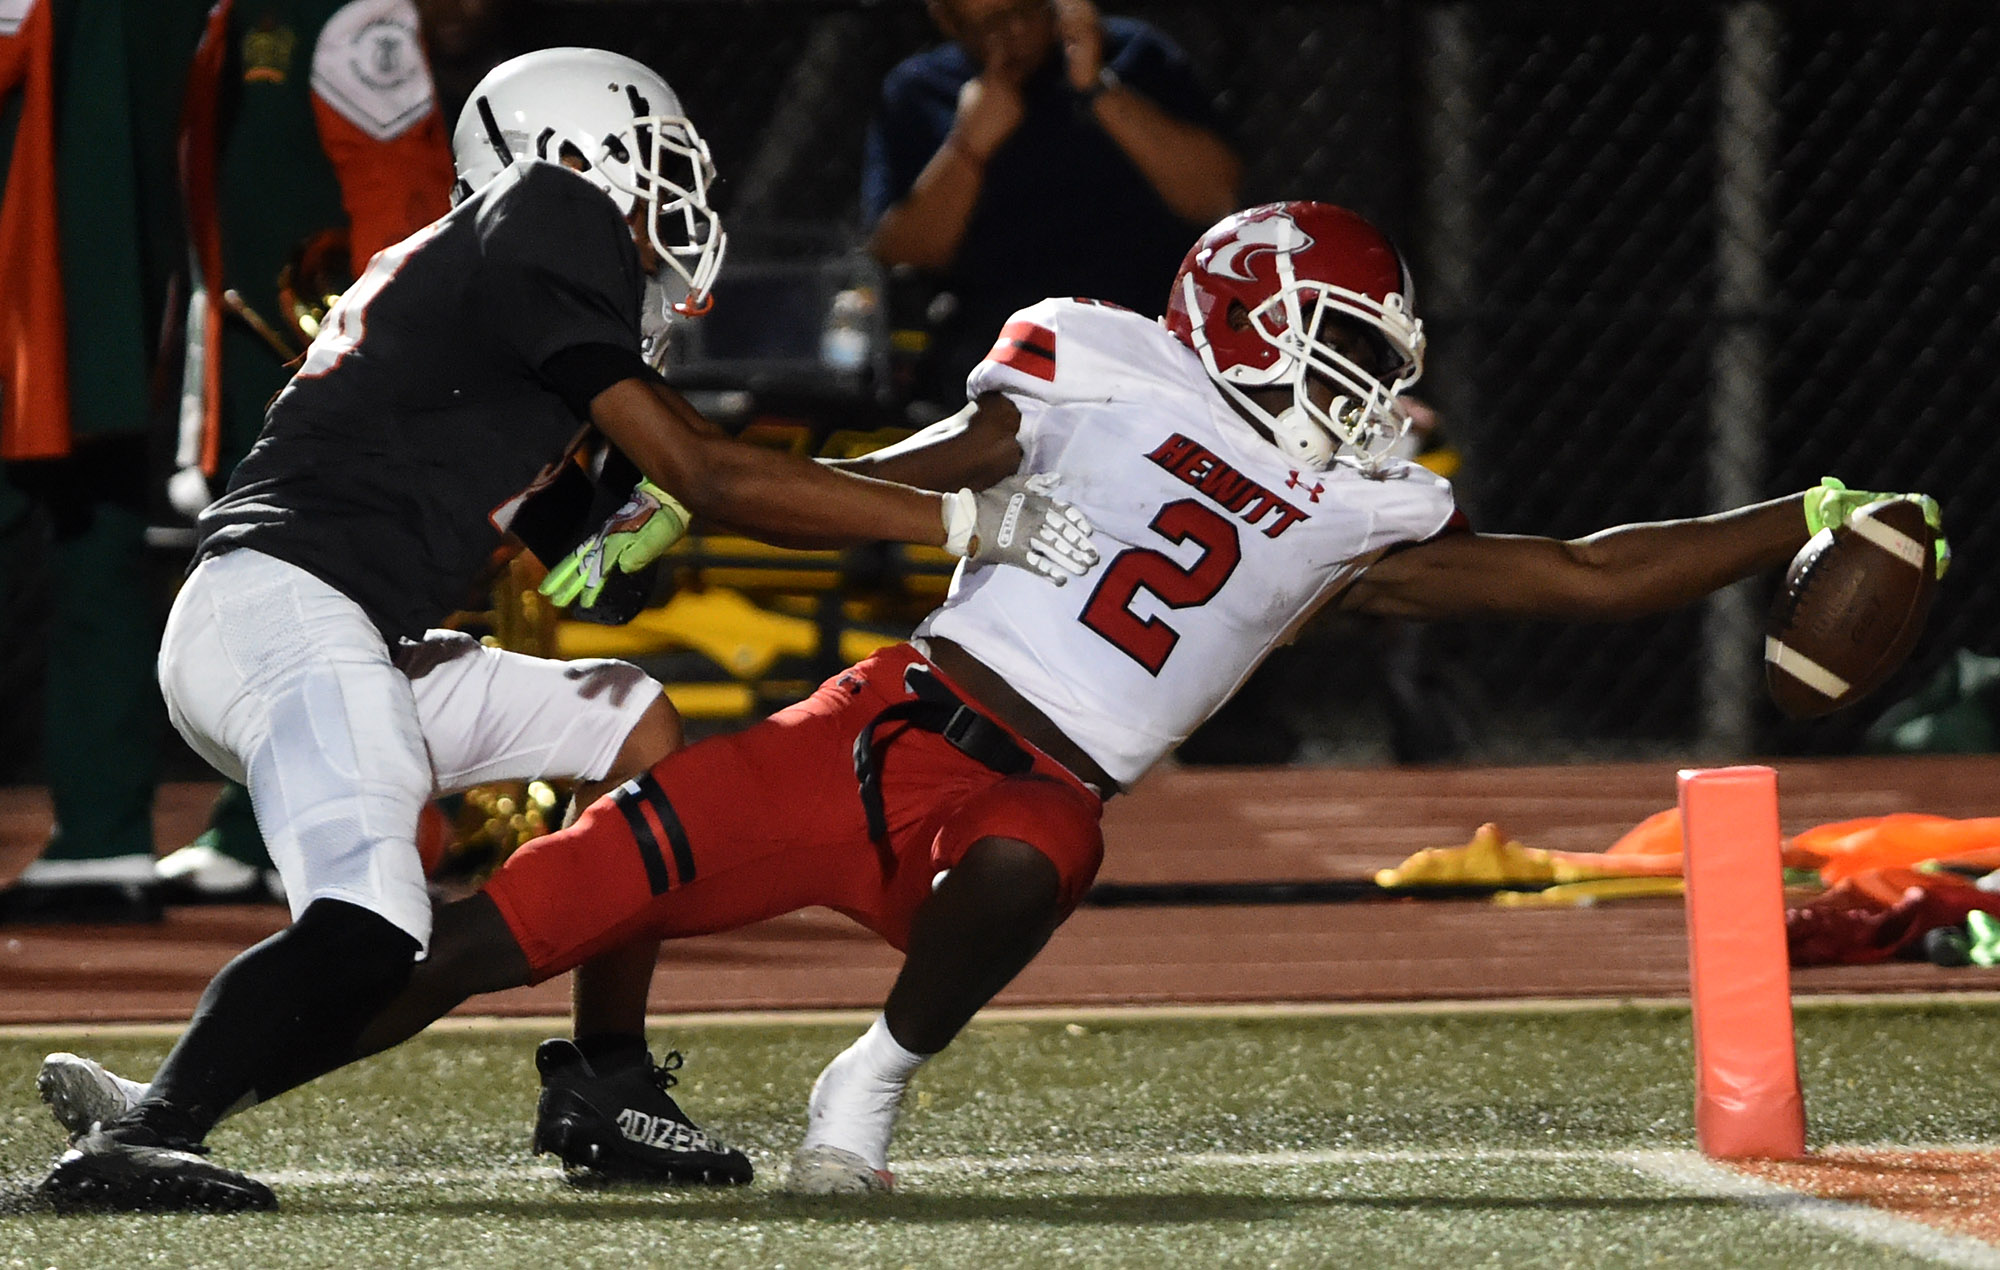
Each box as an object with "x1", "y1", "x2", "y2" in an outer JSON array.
[{"x1": 862, "y1": 18, "x2": 1221, "y2": 389}]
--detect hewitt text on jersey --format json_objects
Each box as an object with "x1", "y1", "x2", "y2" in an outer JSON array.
[{"x1": 1147, "y1": 434, "x2": 1310, "y2": 538}]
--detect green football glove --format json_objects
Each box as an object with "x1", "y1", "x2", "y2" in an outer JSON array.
[
  {"x1": 538, "y1": 479, "x2": 691, "y2": 608},
  {"x1": 1968, "y1": 910, "x2": 2000, "y2": 968},
  {"x1": 1803, "y1": 477, "x2": 1949, "y2": 579}
]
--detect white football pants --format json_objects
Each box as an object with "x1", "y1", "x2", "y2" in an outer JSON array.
[{"x1": 158, "y1": 548, "x2": 660, "y2": 948}]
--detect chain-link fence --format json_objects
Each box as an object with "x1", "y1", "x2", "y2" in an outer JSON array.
[
  {"x1": 512, "y1": 0, "x2": 1996, "y2": 762},
  {"x1": 540, "y1": 0, "x2": 1992, "y2": 764},
  {"x1": 5, "y1": 0, "x2": 1992, "y2": 779}
]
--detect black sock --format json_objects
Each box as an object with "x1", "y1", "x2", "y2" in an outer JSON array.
[
  {"x1": 121, "y1": 899, "x2": 419, "y2": 1144},
  {"x1": 574, "y1": 1032, "x2": 650, "y2": 1073}
]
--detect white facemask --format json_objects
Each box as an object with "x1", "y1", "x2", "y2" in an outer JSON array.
[{"x1": 640, "y1": 269, "x2": 687, "y2": 368}]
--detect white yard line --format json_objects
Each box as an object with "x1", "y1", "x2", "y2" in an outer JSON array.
[
  {"x1": 1619, "y1": 1149, "x2": 2000, "y2": 1269},
  {"x1": 12, "y1": 989, "x2": 2000, "y2": 1041},
  {"x1": 251, "y1": 1144, "x2": 2000, "y2": 1265},
  {"x1": 261, "y1": 1146, "x2": 1601, "y2": 1187},
  {"x1": 898, "y1": 1146, "x2": 1609, "y2": 1174},
  {"x1": 245, "y1": 1145, "x2": 2000, "y2": 1266}
]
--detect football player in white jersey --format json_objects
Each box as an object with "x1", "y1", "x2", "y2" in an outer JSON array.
[{"x1": 41, "y1": 201, "x2": 1944, "y2": 1201}]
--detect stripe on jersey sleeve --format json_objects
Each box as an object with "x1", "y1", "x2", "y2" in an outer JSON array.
[{"x1": 987, "y1": 319, "x2": 1057, "y2": 381}]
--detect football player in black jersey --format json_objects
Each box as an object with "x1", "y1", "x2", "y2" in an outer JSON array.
[{"x1": 36, "y1": 48, "x2": 1097, "y2": 1211}]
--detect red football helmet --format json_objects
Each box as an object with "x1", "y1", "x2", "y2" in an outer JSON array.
[{"x1": 1165, "y1": 202, "x2": 1424, "y2": 470}]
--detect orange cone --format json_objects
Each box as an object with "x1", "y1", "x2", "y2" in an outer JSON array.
[{"x1": 1680, "y1": 766, "x2": 1807, "y2": 1159}]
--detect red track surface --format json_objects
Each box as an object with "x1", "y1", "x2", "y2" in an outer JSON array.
[
  {"x1": 1735, "y1": 1150, "x2": 2000, "y2": 1246},
  {"x1": 4, "y1": 756, "x2": 1999, "y2": 1024}
]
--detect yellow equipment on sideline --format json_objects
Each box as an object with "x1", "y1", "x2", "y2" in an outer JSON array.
[{"x1": 554, "y1": 532, "x2": 956, "y2": 719}]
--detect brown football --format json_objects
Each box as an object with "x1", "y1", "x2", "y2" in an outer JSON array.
[{"x1": 1765, "y1": 497, "x2": 1939, "y2": 718}]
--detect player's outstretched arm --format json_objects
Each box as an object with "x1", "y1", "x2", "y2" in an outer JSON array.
[
  {"x1": 695, "y1": 393, "x2": 1029, "y2": 549},
  {"x1": 1338, "y1": 493, "x2": 1814, "y2": 622},
  {"x1": 588, "y1": 379, "x2": 1094, "y2": 582},
  {"x1": 708, "y1": 393, "x2": 1038, "y2": 549},
  {"x1": 594, "y1": 377, "x2": 944, "y2": 543},
  {"x1": 832, "y1": 393, "x2": 1028, "y2": 492}
]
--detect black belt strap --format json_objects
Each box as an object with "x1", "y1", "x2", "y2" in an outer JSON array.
[{"x1": 853, "y1": 663, "x2": 1033, "y2": 874}]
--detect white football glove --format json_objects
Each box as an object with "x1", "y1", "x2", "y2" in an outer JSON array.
[{"x1": 941, "y1": 473, "x2": 1097, "y2": 585}]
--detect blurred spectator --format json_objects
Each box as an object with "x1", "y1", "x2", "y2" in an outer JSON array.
[
  {"x1": 862, "y1": 0, "x2": 1238, "y2": 406},
  {"x1": 412, "y1": 0, "x2": 521, "y2": 123},
  {"x1": 154, "y1": 0, "x2": 455, "y2": 901},
  {"x1": 0, "y1": 0, "x2": 209, "y2": 923}
]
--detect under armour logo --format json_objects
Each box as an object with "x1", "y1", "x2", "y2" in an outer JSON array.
[{"x1": 1286, "y1": 472, "x2": 1324, "y2": 502}]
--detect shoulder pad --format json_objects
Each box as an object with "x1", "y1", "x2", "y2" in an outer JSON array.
[
  {"x1": 966, "y1": 297, "x2": 1177, "y2": 406},
  {"x1": 476, "y1": 160, "x2": 630, "y2": 267},
  {"x1": 312, "y1": 0, "x2": 437, "y2": 142},
  {"x1": 483, "y1": 160, "x2": 617, "y2": 222}
]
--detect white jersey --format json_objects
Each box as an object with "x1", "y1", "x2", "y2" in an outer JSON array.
[{"x1": 914, "y1": 298, "x2": 1459, "y2": 786}]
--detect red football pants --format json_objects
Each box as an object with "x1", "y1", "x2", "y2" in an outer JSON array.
[{"x1": 484, "y1": 644, "x2": 1105, "y2": 981}]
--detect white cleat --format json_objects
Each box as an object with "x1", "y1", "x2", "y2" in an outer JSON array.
[
  {"x1": 154, "y1": 843, "x2": 285, "y2": 903},
  {"x1": 785, "y1": 1145, "x2": 896, "y2": 1194},
  {"x1": 39, "y1": 1053, "x2": 148, "y2": 1141}
]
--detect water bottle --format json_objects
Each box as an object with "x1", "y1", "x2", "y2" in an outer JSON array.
[{"x1": 821, "y1": 287, "x2": 875, "y2": 372}]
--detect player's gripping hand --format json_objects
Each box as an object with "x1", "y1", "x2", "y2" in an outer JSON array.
[
  {"x1": 1805, "y1": 477, "x2": 1950, "y2": 578},
  {"x1": 539, "y1": 479, "x2": 692, "y2": 607},
  {"x1": 942, "y1": 473, "x2": 1098, "y2": 586}
]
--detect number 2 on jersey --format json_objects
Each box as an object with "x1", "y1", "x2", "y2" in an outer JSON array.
[{"x1": 1079, "y1": 499, "x2": 1242, "y2": 674}]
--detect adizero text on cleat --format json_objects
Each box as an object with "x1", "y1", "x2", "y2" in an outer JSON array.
[
  {"x1": 784, "y1": 1145, "x2": 895, "y2": 1194},
  {"x1": 39, "y1": 1127, "x2": 275, "y2": 1212},
  {"x1": 531, "y1": 1039, "x2": 752, "y2": 1185},
  {"x1": 39, "y1": 1053, "x2": 148, "y2": 1142}
]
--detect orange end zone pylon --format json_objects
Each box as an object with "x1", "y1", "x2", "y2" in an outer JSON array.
[{"x1": 1679, "y1": 765, "x2": 1808, "y2": 1160}]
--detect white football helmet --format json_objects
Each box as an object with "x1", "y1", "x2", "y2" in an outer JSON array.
[{"x1": 452, "y1": 48, "x2": 727, "y2": 319}]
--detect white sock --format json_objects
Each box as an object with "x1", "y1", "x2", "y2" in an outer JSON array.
[{"x1": 799, "y1": 1015, "x2": 931, "y2": 1171}]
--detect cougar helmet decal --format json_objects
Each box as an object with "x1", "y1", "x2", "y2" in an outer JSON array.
[
  {"x1": 1166, "y1": 202, "x2": 1424, "y2": 471},
  {"x1": 451, "y1": 48, "x2": 727, "y2": 319},
  {"x1": 1205, "y1": 213, "x2": 1315, "y2": 283}
]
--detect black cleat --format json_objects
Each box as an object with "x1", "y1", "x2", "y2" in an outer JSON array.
[
  {"x1": 39, "y1": 1126, "x2": 275, "y2": 1212},
  {"x1": 531, "y1": 1039, "x2": 752, "y2": 1185}
]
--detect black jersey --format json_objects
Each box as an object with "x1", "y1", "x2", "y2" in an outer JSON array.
[{"x1": 195, "y1": 159, "x2": 648, "y2": 641}]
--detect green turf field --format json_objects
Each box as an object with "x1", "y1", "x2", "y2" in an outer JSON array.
[{"x1": 5, "y1": 999, "x2": 1999, "y2": 1267}]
